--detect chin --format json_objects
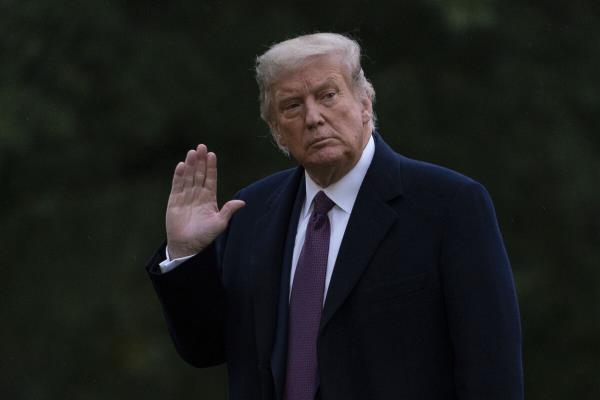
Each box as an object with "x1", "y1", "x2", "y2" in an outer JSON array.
[{"x1": 304, "y1": 148, "x2": 348, "y2": 169}]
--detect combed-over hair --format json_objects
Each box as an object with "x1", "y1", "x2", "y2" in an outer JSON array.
[{"x1": 255, "y1": 33, "x2": 376, "y2": 149}]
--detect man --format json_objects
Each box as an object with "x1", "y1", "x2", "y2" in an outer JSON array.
[{"x1": 147, "y1": 33, "x2": 523, "y2": 400}]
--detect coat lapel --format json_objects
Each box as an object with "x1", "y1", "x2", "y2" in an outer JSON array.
[
  {"x1": 320, "y1": 134, "x2": 404, "y2": 333},
  {"x1": 250, "y1": 167, "x2": 304, "y2": 397},
  {"x1": 271, "y1": 182, "x2": 305, "y2": 400}
]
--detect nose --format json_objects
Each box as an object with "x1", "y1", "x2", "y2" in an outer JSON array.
[{"x1": 304, "y1": 98, "x2": 324, "y2": 130}]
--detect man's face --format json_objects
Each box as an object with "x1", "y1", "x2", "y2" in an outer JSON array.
[{"x1": 270, "y1": 54, "x2": 372, "y2": 186}]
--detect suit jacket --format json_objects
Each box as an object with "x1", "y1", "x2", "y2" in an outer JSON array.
[{"x1": 147, "y1": 133, "x2": 523, "y2": 400}]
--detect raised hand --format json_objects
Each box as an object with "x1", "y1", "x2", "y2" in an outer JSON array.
[{"x1": 165, "y1": 144, "x2": 245, "y2": 259}]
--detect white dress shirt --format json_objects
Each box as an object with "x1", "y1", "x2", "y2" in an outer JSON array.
[
  {"x1": 160, "y1": 135, "x2": 376, "y2": 302},
  {"x1": 289, "y1": 135, "x2": 374, "y2": 300}
]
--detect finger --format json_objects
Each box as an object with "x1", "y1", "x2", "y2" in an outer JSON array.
[
  {"x1": 170, "y1": 162, "x2": 186, "y2": 195},
  {"x1": 194, "y1": 144, "x2": 208, "y2": 188},
  {"x1": 205, "y1": 151, "x2": 217, "y2": 193},
  {"x1": 183, "y1": 149, "x2": 197, "y2": 190},
  {"x1": 219, "y1": 200, "x2": 246, "y2": 222}
]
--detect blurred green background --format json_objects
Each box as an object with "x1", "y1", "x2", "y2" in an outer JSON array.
[{"x1": 1, "y1": 0, "x2": 598, "y2": 398}]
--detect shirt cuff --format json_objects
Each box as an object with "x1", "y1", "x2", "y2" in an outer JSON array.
[{"x1": 158, "y1": 247, "x2": 196, "y2": 273}]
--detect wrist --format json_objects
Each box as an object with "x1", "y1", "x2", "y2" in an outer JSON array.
[{"x1": 166, "y1": 242, "x2": 201, "y2": 260}]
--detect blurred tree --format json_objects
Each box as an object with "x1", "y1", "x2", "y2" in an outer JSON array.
[{"x1": 0, "y1": 0, "x2": 598, "y2": 398}]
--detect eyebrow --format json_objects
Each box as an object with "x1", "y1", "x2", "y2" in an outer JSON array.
[
  {"x1": 275, "y1": 76, "x2": 341, "y2": 103},
  {"x1": 313, "y1": 77, "x2": 340, "y2": 94}
]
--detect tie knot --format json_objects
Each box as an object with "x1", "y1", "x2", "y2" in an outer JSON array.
[{"x1": 312, "y1": 191, "x2": 335, "y2": 215}]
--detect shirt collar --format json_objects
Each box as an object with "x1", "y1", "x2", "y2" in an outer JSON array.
[{"x1": 302, "y1": 134, "x2": 375, "y2": 218}]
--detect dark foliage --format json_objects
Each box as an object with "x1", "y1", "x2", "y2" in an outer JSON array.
[{"x1": 1, "y1": 0, "x2": 598, "y2": 398}]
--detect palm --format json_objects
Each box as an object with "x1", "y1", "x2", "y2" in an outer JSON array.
[{"x1": 165, "y1": 144, "x2": 245, "y2": 259}]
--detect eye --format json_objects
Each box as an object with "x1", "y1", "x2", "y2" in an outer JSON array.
[
  {"x1": 280, "y1": 101, "x2": 302, "y2": 117},
  {"x1": 320, "y1": 90, "x2": 338, "y2": 103}
]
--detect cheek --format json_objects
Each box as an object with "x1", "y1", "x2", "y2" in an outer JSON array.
[
  {"x1": 336, "y1": 109, "x2": 364, "y2": 136},
  {"x1": 279, "y1": 124, "x2": 304, "y2": 149},
  {"x1": 340, "y1": 103, "x2": 363, "y2": 123}
]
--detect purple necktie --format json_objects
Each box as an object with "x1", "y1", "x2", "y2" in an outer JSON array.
[{"x1": 285, "y1": 191, "x2": 335, "y2": 400}]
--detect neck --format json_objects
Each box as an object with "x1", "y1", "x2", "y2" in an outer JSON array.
[{"x1": 305, "y1": 166, "x2": 345, "y2": 188}]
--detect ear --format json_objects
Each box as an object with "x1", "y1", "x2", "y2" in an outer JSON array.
[
  {"x1": 360, "y1": 95, "x2": 373, "y2": 125},
  {"x1": 269, "y1": 121, "x2": 286, "y2": 147}
]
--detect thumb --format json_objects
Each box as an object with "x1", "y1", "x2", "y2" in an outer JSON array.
[{"x1": 219, "y1": 199, "x2": 246, "y2": 222}]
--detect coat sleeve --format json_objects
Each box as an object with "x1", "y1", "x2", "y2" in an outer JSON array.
[
  {"x1": 440, "y1": 181, "x2": 524, "y2": 399},
  {"x1": 146, "y1": 241, "x2": 226, "y2": 368}
]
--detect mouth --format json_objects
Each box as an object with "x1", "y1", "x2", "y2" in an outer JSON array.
[{"x1": 308, "y1": 137, "x2": 335, "y2": 148}]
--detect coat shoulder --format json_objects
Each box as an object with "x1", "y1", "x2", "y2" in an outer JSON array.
[
  {"x1": 394, "y1": 154, "x2": 487, "y2": 213},
  {"x1": 399, "y1": 155, "x2": 478, "y2": 191},
  {"x1": 373, "y1": 133, "x2": 482, "y2": 203},
  {"x1": 234, "y1": 167, "x2": 301, "y2": 212}
]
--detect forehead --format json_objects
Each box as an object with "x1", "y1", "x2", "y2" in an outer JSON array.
[{"x1": 272, "y1": 54, "x2": 351, "y2": 98}]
